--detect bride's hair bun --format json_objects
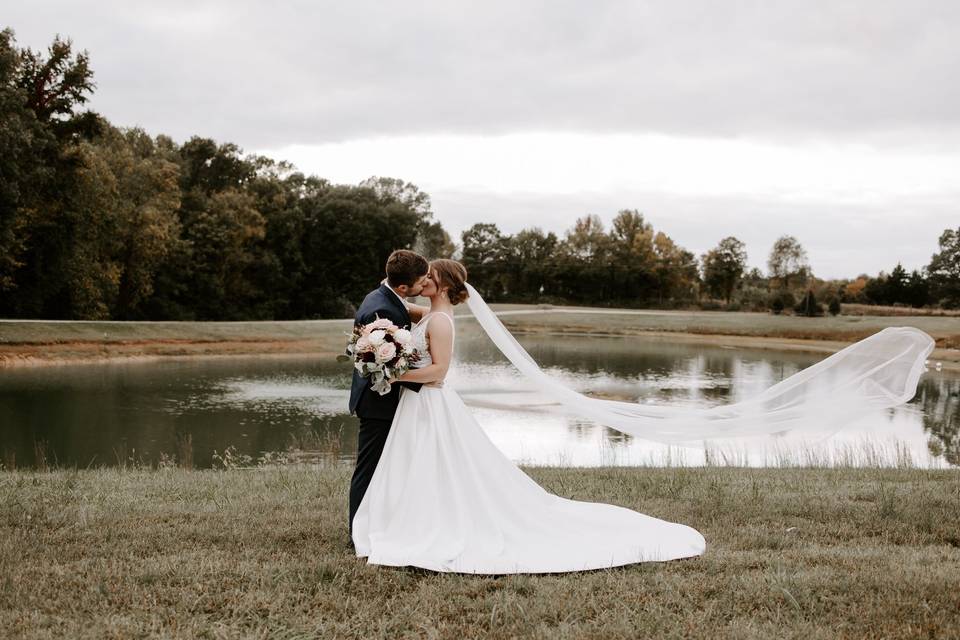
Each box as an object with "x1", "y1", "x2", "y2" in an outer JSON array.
[
  {"x1": 449, "y1": 283, "x2": 469, "y2": 305},
  {"x1": 430, "y1": 259, "x2": 469, "y2": 306}
]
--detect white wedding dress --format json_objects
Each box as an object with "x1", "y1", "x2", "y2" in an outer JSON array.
[{"x1": 352, "y1": 311, "x2": 706, "y2": 574}]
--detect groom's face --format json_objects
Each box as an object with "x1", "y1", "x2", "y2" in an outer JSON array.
[{"x1": 399, "y1": 273, "x2": 430, "y2": 298}]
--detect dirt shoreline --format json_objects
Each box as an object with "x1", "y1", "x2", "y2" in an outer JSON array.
[
  {"x1": 0, "y1": 338, "x2": 343, "y2": 368},
  {"x1": 2, "y1": 327, "x2": 957, "y2": 371}
]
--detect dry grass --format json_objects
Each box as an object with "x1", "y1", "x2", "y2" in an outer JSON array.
[
  {"x1": 841, "y1": 304, "x2": 960, "y2": 317},
  {"x1": 2, "y1": 305, "x2": 958, "y2": 368},
  {"x1": 1, "y1": 465, "x2": 959, "y2": 639}
]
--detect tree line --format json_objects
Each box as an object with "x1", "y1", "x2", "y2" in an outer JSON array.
[
  {"x1": 461, "y1": 220, "x2": 960, "y2": 314},
  {"x1": 0, "y1": 30, "x2": 451, "y2": 320},
  {"x1": 1, "y1": 29, "x2": 957, "y2": 320}
]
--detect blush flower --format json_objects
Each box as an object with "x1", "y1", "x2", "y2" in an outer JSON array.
[
  {"x1": 369, "y1": 318, "x2": 394, "y2": 330},
  {"x1": 376, "y1": 342, "x2": 397, "y2": 363}
]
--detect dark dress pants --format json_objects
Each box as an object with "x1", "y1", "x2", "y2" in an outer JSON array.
[{"x1": 348, "y1": 388, "x2": 400, "y2": 538}]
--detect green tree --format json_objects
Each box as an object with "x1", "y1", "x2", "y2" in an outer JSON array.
[
  {"x1": 461, "y1": 223, "x2": 506, "y2": 298},
  {"x1": 359, "y1": 176, "x2": 432, "y2": 218},
  {"x1": 94, "y1": 128, "x2": 182, "y2": 319},
  {"x1": 566, "y1": 214, "x2": 608, "y2": 260},
  {"x1": 904, "y1": 269, "x2": 930, "y2": 308},
  {"x1": 0, "y1": 29, "x2": 100, "y2": 314},
  {"x1": 243, "y1": 162, "x2": 314, "y2": 320},
  {"x1": 14, "y1": 32, "x2": 99, "y2": 140},
  {"x1": 886, "y1": 263, "x2": 908, "y2": 303},
  {"x1": 299, "y1": 183, "x2": 424, "y2": 317},
  {"x1": 501, "y1": 227, "x2": 559, "y2": 299},
  {"x1": 794, "y1": 289, "x2": 823, "y2": 317},
  {"x1": 183, "y1": 189, "x2": 265, "y2": 319},
  {"x1": 928, "y1": 227, "x2": 960, "y2": 308},
  {"x1": 652, "y1": 232, "x2": 696, "y2": 304},
  {"x1": 557, "y1": 214, "x2": 615, "y2": 303},
  {"x1": 0, "y1": 29, "x2": 54, "y2": 297},
  {"x1": 415, "y1": 220, "x2": 455, "y2": 259},
  {"x1": 607, "y1": 209, "x2": 655, "y2": 301},
  {"x1": 361, "y1": 175, "x2": 451, "y2": 260},
  {"x1": 767, "y1": 235, "x2": 810, "y2": 290},
  {"x1": 0, "y1": 30, "x2": 104, "y2": 318},
  {"x1": 702, "y1": 237, "x2": 748, "y2": 304}
]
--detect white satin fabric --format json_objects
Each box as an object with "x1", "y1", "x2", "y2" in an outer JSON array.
[{"x1": 352, "y1": 312, "x2": 706, "y2": 574}]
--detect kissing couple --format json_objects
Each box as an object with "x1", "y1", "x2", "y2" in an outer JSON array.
[{"x1": 346, "y1": 249, "x2": 706, "y2": 574}]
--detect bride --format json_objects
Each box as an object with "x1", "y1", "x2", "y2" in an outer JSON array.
[{"x1": 351, "y1": 259, "x2": 708, "y2": 573}]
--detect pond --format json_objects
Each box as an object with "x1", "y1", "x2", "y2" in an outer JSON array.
[{"x1": 1, "y1": 326, "x2": 957, "y2": 469}]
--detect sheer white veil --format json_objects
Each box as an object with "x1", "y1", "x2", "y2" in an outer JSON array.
[{"x1": 463, "y1": 283, "x2": 935, "y2": 445}]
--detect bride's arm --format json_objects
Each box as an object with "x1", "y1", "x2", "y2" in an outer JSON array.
[
  {"x1": 393, "y1": 318, "x2": 452, "y2": 384},
  {"x1": 404, "y1": 300, "x2": 431, "y2": 323}
]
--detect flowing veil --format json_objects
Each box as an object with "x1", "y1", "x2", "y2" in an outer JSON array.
[{"x1": 463, "y1": 283, "x2": 936, "y2": 445}]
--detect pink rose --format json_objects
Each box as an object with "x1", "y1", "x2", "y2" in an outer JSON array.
[
  {"x1": 376, "y1": 342, "x2": 397, "y2": 363},
  {"x1": 370, "y1": 318, "x2": 395, "y2": 330},
  {"x1": 356, "y1": 336, "x2": 373, "y2": 352}
]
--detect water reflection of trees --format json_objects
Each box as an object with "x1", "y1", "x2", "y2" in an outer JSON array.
[
  {"x1": 563, "y1": 419, "x2": 635, "y2": 447},
  {"x1": 918, "y1": 377, "x2": 960, "y2": 465},
  {"x1": 603, "y1": 426, "x2": 633, "y2": 445}
]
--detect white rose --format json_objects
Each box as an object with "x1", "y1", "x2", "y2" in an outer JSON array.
[
  {"x1": 393, "y1": 328, "x2": 412, "y2": 345},
  {"x1": 368, "y1": 329, "x2": 386, "y2": 346},
  {"x1": 356, "y1": 336, "x2": 372, "y2": 352}
]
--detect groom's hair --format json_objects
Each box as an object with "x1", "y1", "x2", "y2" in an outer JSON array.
[{"x1": 386, "y1": 250, "x2": 429, "y2": 287}]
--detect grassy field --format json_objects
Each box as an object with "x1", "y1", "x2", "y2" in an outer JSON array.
[
  {"x1": 491, "y1": 306, "x2": 960, "y2": 346},
  {"x1": 1, "y1": 305, "x2": 958, "y2": 369},
  {"x1": 2, "y1": 464, "x2": 959, "y2": 639}
]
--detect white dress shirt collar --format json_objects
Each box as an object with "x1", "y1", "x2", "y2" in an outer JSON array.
[{"x1": 382, "y1": 279, "x2": 407, "y2": 308}]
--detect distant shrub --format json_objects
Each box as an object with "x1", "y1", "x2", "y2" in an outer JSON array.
[
  {"x1": 828, "y1": 297, "x2": 841, "y2": 316},
  {"x1": 736, "y1": 284, "x2": 771, "y2": 312},
  {"x1": 771, "y1": 297, "x2": 784, "y2": 315},
  {"x1": 795, "y1": 290, "x2": 824, "y2": 317}
]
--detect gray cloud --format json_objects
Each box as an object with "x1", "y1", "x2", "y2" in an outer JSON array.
[
  {"x1": 6, "y1": 1, "x2": 960, "y2": 148},
  {"x1": 8, "y1": 1, "x2": 957, "y2": 280}
]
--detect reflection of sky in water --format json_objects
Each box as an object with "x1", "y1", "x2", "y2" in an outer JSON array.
[
  {"x1": 180, "y1": 375, "x2": 350, "y2": 417},
  {"x1": 1, "y1": 332, "x2": 956, "y2": 468},
  {"x1": 190, "y1": 333, "x2": 958, "y2": 468}
]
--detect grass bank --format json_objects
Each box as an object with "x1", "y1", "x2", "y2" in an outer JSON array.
[
  {"x1": 2, "y1": 465, "x2": 959, "y2": 639},
  {"x1": 1, "y1": 305, "x2": 957, "y2": 369}
]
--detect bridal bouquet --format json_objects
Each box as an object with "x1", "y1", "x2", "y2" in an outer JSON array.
[{"x1": 338, "y1": 317, "x2": 420, "y2": 395}]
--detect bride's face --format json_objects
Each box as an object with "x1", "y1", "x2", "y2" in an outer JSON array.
[{"x1": 420, "y1": 270, "x2": 439, "y2": 298}]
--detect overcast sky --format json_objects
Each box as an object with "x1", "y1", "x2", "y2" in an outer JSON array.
[{"x1": 7, "y1": 1, "x2": 960, "y2": 278}]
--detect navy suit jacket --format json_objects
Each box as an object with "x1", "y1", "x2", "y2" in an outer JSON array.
[{"x1": 348, "y1": 284, "x2": 422, "y2": 418}]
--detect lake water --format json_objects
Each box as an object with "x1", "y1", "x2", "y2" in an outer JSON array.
[{"x1": 1, "y1": 326, "x2": 957, "y2": 469}]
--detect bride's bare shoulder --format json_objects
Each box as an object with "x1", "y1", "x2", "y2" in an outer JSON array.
[{"x1": 425, "y1": 312, "x2": 455, "y2": 339}]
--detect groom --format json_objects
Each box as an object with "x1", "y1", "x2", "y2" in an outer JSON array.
[{"x1": 347, "y1": 249, "x2": 430, "y2": 540}]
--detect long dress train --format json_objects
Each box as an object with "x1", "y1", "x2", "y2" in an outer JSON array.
[{"x1": 352, "y1": 311, "x2": 705, "y2": 574}]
